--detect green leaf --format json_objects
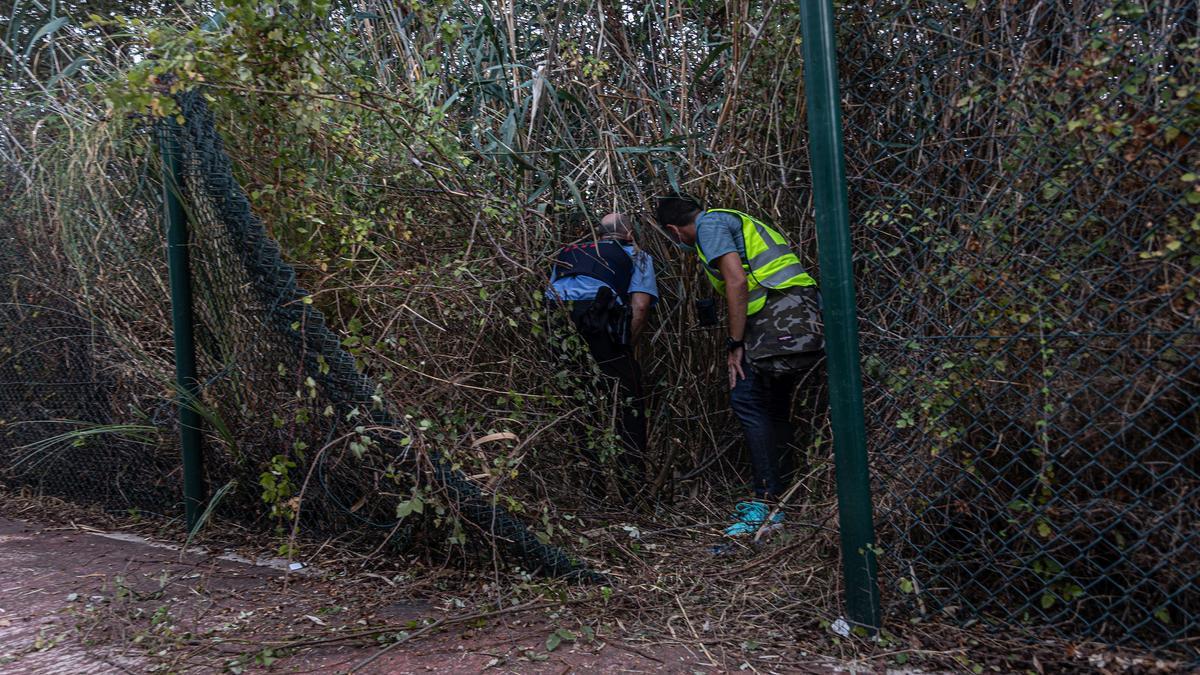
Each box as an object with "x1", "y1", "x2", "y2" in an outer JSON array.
[
  {"x1": 185, "y1": 480, "x2": 237, "y2": 550},
  {"x1": 1154, "y1": 607, "x2": 1172, "y2": 624},
  {"x1": 1036, "y1": 520, "x2": 1052, "y2": 538},
  {"x1": 1041, "y1": 593, "x2": 1056, "y2": 609},
  {"x1": 545, "y1": 632, "x2": 562, "y2": 652},
  {"x1": 690, "y1": 41, "x2": 731, "y2": 89},
  {"x1": 46, "y1": 55, "x2": 91, "y2": 89},
  {"x1": 899, "y1": 578, "x2": 915, "y2": 594},
  {"x1": 614, "y1": 145, "x2": 683, "y2": 154},
  {"x1": 23, "y1": 17, "x2": 70, "y2": 61},
  {"x1": 559, "y1": 174, "x2": 585, "y2": 210}
]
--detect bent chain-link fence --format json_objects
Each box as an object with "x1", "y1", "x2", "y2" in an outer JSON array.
[
  {"x1": 166, "y1": 90, "x2": 594, "y2": 579},
  {"x1": 839, "y1": 0, "x2": 1198, "y2": 652}
]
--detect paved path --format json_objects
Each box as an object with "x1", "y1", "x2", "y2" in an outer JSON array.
[
  {"x1": 0, "y1": 518, "x2": 150, "y2": 673},
  {"x1": 0, "y1": 518, "x2": 738, "y2": 674}
]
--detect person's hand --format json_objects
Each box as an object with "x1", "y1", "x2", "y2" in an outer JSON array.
[{"x1": 727, "y1": 346, "x2": 746, "y2": 389}]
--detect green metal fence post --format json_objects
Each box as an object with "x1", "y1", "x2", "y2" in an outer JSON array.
[
  {"x1": 798, "y1": 0, "x2": 882, "y2": 630},
  {"x1": 159, "y1": 119, "x2": 206, "y2": 531}
]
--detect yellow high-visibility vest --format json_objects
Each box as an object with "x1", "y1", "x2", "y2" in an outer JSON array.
[{"x1": 695, "y1": 209, "x2": 816, "y2": 315}]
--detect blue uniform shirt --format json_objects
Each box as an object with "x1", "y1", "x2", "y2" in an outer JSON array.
[
  {"x1": 547, "y1": 243, "x2": 658, "y2": 304},
  {"x1": 695, "y1": 210, "x2": 748, "y2": 265}
]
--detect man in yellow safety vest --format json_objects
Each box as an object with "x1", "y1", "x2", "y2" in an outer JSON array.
[{"x1": 656, "y1": 194, "x2": 825, "y2": 536}]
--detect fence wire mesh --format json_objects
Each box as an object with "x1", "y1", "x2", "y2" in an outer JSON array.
[
  {"x1": 839, "y1": 0, "x2": 1198, "y2": 651},
  {"x1": 0, "y1": 255, "x2": 179, "y2": 514},
  {"x1": 0, "y1": 141, "x2": 180, "y2": 517}
]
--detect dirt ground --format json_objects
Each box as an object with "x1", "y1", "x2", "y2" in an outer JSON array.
[{"x1": 0, "y1": 517, "x2": 843, "y2": 674}]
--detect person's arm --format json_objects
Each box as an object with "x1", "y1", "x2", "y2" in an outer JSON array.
[
  {"x1": 629, "y1": 292, "x2": 652, "y2": 340},
  {"x1": 626, "y1": 251, "x2": 658, "y2": 342},
  {"x1": 716, "y1": 252, "x2": 749, "y2": 389}
]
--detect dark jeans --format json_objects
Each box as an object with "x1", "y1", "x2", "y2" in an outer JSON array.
[
  {"x1": 730, "y1": 353, "x2": 825, "y2": 499},
  {"x1": 557, "y1": 302, "x2": 648, "y2": 489}
]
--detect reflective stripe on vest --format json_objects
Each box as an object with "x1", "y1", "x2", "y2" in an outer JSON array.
[{"x1": 695, "y1": 209, "x2": 816, "y2": 315}]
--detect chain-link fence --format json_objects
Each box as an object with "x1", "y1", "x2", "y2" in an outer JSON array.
[
  {"x1": 839, "y1": 0, "x2": 1198, "y2": 651},
  {"x1": 0, "y1": 258, "x2": 178, "y2": 513},
  {"x1": 0, "y1": 134, "x2": 181, "y2": 517}
]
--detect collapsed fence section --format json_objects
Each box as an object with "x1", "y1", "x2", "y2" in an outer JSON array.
[
  {"x1": 839, "y1": 0, "x2": 1198, "y2": 651},
  {"x1": 167, "y1": 90, "x2": 593, "y2": 578}
]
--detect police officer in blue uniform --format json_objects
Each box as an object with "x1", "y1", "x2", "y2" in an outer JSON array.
[{"x1": 548, "y1": 213, "x2": 659, "y2": 497}]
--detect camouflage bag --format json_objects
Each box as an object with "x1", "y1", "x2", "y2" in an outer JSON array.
[{"x1": 745, "y1": 286, "x2": 825, "y2": 375}]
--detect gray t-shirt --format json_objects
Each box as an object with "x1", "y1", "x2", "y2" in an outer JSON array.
[{"x1": 695, "y1": 210, "x2": 747, "y2": 265}]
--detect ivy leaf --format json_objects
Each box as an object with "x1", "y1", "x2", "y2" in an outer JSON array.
[
  {"x1": 396, "y1": 497, "x2": 420, "y2": 516},
  {"x1": 1036, "y1": 520, "x2": 1052, "y2": 538},
  {"x1": 545, "y1": 632, "x2": 562, "y2": 652}
]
